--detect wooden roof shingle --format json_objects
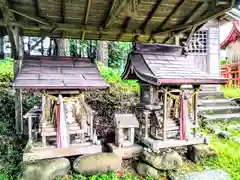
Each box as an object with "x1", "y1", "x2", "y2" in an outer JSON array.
[
  {"x1": 122, "y1": 43, "x2": 227, "y2": 85},
  {"x1": 13, "y1": 56, "x2": 110, "y2": 90}
]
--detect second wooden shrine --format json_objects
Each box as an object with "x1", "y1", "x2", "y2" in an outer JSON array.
[{"x1": 122, "y1": 43, "x2": 226, "y2": 152}]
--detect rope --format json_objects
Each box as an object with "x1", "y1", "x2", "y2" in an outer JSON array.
[
  {"x1": 41, "y1": 93, "x2": 90, "y2": 125},
  {"x1": 162, "y1": 87, "x2": 200, "y2": 104},
  {"x1": 42, "y1": 93, "x2": 85, "y2": 103},
  {"x1": 162, "y1": 87, "x2": 200, "y2": 118}
]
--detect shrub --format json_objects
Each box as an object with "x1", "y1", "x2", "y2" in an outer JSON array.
[{"x1": 0, "y1": 59, "x2": 13, "y2": 87}]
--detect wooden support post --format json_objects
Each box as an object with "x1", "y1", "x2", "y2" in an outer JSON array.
[
  {"x1": 163, "y1": 91, "x2": 167, "y2": 141},
  {"x1": 143, "y1": 110, "x2": 150, "y2": 138},
  {"x1": 28, "y1": 115, "x2": 33, "y2": 143},
  {"x1": 129, "y1": 128, "x2": 135, "y2": 144},
  {"x1": 15, "y1": 89, "x2": 22, "y2": 133},
  {"x1": 41, "y1": 95, "x2": 47, "y2": 147},
  {"x1": 11, "y1": 27, "x2": 24, "y2": 134},
  {"x1": 175, "y1": 35, "x2": 180, "y2": 45},
  {"x1": 89, "y1": 111, "x2": 94, "y2": 141},
  {"x1": 193, "y1": 89, "x2": 198, "y2": 138}
]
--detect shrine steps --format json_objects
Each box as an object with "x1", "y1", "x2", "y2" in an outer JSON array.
[
  {"x1": 202, "y1": 113, "x2": 240, "y2": 122},
  {"x1": 198, "y1": 91, "x2": 224, "y2": 99},
  {"x1": 198, "y1": 90, "x2": 240, "y2": 122},
  {"x1": 42, "y1": 122, "x2": 83, "y2": 136},
  {"x1": 198, "y1": 106, "x2": 240, "y2": 115},
  {"x1": 198, "y1": 99, "x2": 235, "y2": 107}
]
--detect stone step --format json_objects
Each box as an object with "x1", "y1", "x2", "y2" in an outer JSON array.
[
  {"x1": 202, "y1": 113, "x2": 240, "y2": 122},
  {"x1": 198, "y1": 105, "x2": 240, "y2": 115},
  {"x1": 198, "y1": 98, "x2": 234, "y2": 107},
  {"x1": 198, "y1": 91, "x2": 224, "y2": 99},
  {"x1": 42, "y1": 129, "x2": 84, "y2": 136},
  {"x1": 200, "y1": 85, "x2": 218, "y2": 91}
]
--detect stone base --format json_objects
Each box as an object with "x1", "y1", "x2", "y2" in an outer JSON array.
[
  {"x1": 137, "y1": 135, "x2": 207, "y2": 152},
  {"x1": 23, "y1": 143, "x2": 102, "y2": 162},
  {"x1": 107, "y1": 143, "x2": 143, "y2": 159},
  {"x1": 187, "y1": 144, "x2": 217, "y2": 163}
]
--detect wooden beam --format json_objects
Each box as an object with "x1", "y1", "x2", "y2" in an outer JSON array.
[
  {"x1": 117, "y1": 16, "x2": 131, "y2": 41},
  {"x1": 35, "y1": 0, "x2": 40, "y2": 17},
  {"x1": 153, "y1": 4, "x2": 232, "y2": 35},
  {"x1": 163, "y1": 2, "x2": 204, "y2": 44},
  {"x1": 186, "y1": 25, "x2": 197, "y2": 44},
  {"x1": 2, "y1": 6, "x2": 17, "y2": 59},
  {"x1": 81, "y1": 31, "x2": 86, "y2": 41},
  {"x1": 60, "y1": 0, "x2": 65, "y2": 38},
  {"x1": 150, "y1": 0, "x2": 185, "y2": 42},
  {"x1": 105, "y1": 0, "x2": 128, "y2": 28},
  {"x1": 28, "y1": 27, "x2": 56, "y2": 53},
  {"x1": 84, "y1": 0, "x2": 91, "y2": 25},
  {"x1": 61, "y1": 0, "x2": 65, "y2": 23},
  {"x1": 82, "y1": 0, "x2": 91, "y2": 41},
  {"x1": 140, "y1": 0, "x2": 162, "y2": 32},
  {"x1": 9, "y1": 8, "x2": 52, "y2": 26},
  {"x1": 155, "y1": 0, "x2": 185, "y2": 31},
  {"x1": 21, "y1": 23, "x2": 151, "y2": 36},
  {"x1": 231, "y1": 0, "x2": 236, "y2": 6},
  {"x1": 180, "y1": 2, "x2": 205, "y2": 25}
]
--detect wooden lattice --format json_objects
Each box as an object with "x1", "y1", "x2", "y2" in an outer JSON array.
[{"x1": 188, "y1": 30, "x2": 208, "y2": 53}]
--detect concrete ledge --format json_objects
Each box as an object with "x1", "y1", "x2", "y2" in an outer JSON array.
[{"x1": 107, "y1": 143, "x2": 143, "y2": 159}]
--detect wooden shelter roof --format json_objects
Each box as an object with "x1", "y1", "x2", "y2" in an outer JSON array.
[
  {"x1": 0, "y1": 0, "x2": 236, "y2": 43},
  {"x1": 122, "y1": 43, "x2": 227, "y2": 85},
  {"x1": 13, "y1": 56, "x2": 110, "y2": 89}
]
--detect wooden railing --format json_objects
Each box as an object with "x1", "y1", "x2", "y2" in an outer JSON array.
[{"x1": 221, "y1": 62, "x2": 240, "y2": 88}]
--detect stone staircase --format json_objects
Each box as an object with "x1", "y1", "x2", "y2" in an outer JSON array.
[{"x1": 198, "y1": 86, "x2": 240, "y2": 122}]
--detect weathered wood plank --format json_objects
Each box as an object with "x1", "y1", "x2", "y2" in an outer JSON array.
[
  {"x1": 9, "y1": 8, "x2": 52, "y2": 26},
  {"x1": 153, "y1": 4, "x2": 231, "y2": 35},
  {"x1": 23, "y1": 145, "x2": 102, "y2": 162}
]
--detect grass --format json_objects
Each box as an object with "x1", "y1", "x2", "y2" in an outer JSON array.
[
  {"x1": 180, "y1": 121, "x2": 240, "y2": 180},
  {"x1": 221, "y1": 87, "x2": 240, "y2": 98}
]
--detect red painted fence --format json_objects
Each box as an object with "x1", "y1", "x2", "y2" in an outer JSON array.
[{"x1": 221, "y1": 62, "x2": 240, "y2": 88}]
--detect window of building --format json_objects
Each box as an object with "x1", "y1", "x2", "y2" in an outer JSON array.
[{"x1": 188, "y1": 30, "x2": 208, "y2": 53}]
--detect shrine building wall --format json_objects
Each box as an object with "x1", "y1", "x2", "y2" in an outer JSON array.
[{"x1": 187, "y1": 19, "x2": 221, "y2": 77}]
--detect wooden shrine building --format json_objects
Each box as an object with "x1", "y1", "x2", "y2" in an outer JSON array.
[
  {"x1": 13, "y1": 55, "x2": 109, "y2": 161},
  {"x1": 0, "y1": 0, "x2": 237, "y2": 159},
  {"x1": 122, "y1": 43, "x2": 226, "y2": 150},
  {"x1": 221, "y1": 20, "x2": 240, "y2": 87}
]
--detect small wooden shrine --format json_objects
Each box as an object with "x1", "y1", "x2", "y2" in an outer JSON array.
[
  {"x1": 13, "y1": 55, "x2": 109, "y2": 161},
  {"x1": 122, "y1": 43, "x2": 226, "y2": 152}
]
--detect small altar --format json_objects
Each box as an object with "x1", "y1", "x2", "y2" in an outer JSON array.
[{"x1": 13, "y1": 56, "x2": 109, "y2": 161}]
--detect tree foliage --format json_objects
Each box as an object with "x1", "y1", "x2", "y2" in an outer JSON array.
[
  {"x1": 107, "y1": 41, "x2": 132, "y2": 72},
  {"x1": 68, "y1": 40, "x2": 132, "y2": 73}
]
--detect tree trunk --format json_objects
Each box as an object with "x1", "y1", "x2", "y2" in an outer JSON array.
[
  {"x1": 56, "y1": 38, "x2": 66, "y2": 56},
  {"x1": 98, "y1": 41, "x2": 108, "y2": 65}
]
